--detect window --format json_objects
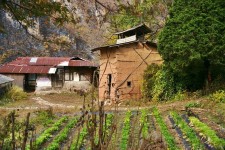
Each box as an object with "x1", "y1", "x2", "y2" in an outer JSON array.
[
  {"x1": 65, "y1": 68, "x2": 73, "y2": 81},
  {"x1": 80, "y1": 74, "x2": 88, "y2": 81},
  {"x1": 28, "y1": 74, "x2": 36, "y2": 80},
  {"x1": 127, "y1": 81, "x2": 131, "y2": 87}
]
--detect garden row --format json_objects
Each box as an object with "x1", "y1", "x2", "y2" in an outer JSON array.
[{"x1": 24, "y1": 108, "x2": 225, "y2": 150}]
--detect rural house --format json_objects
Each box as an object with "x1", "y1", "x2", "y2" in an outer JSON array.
[
  {"x1": 92, "y1": 24, "x2": 162, "y2": 101},
  {"x1": 0, "y1": 57, "x2": 97, "y2": 93},
  {"x1": 0, "y1": 74, "x2": 14, "y2": 96}
]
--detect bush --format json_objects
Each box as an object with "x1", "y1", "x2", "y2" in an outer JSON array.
[
  {"x1": 0, "y1": 86, "x2": 27, "y2": 105},
  {"x1": 6, "y1": 85, "x2": 27, "y2": 101},
  {"x1": 152, "y1": 66, "x2": 181, "y2": 101},
  {"x1": 142, "y1": 64, "x2": 160, "y2": 101},
  {"x1": 210, "y1": 90, "x2": 225, "y2": 103}
]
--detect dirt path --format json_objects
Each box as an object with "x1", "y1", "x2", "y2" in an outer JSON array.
[
  {"x1": 0, "y1": 97, "x2": 191, "y2": 112},
  {"x1": 32, "y1": 97, "x2": 76, "y2": 108}
]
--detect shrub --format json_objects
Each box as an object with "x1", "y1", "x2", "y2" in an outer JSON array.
[
  {"x1": 185, "y1": 102, "x2": 201, "y2": 109},
  {"x1": 6, "y1": 85, "x2": 27, "y2": 101},
  {"x1": 142, "y1": 64, "x2": 160, "y2": 100},
  {"x1": 152, "y1": 66, "x2": 180, "y2": 101},
  {"x1": 210, "y1": 90, "x2": 225, "y2": 103}
]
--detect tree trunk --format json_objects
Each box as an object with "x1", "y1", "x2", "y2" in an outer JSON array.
[{"x1": 204, "y1": 59, "x2": 211, "y2": 94}]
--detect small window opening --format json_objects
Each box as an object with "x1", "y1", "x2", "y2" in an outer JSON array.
[{"x1": 127, "y1": 81, "x2": 131, "y2": 87}]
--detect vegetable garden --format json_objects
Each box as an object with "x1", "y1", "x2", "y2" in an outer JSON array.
[{"x1": 0, "y1": 106, "x2": 225, "y2": 150}]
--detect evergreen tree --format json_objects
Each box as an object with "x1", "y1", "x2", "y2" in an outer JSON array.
[{"x1": 158, "y1": 0, "x2": 225, "y2": 88}]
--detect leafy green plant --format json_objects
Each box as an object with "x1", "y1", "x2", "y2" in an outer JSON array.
[
  {"x1": 32, "y1": 109, "x2": 55, "y2": 127},
  {"x1": 120, "y1": 110, "x2": 132, "y2": 150},
  {"x1": 46, "y1": 117, "x2": 78, "y2": 150},
  {"x1": 27, "y1": 116, "x2": 68, "y2": 150},
  {"x1": 170, "y1": 112, "x2": 204, "y2": 149},
  {"x1": 185, "y1": 102, "x2": 201, "y2": 109},
  {"x1": 70, "y1": 126, "x2": 88, "y2": 150},
  {"x1": 210, "y1": 90, "x2": 225, "y2": 103},
  {"x1": 153, "y1": 107, "x2": 179, "y2": 150},
  {"x1": 140, "y1": 109, "x2": 149, "y2": 139},
  {"x1": 172, "y1": 91, "x2": 187, "y2": 101},
  {"x1": 142, "y1": 64, "x2": 161, "y2": 101},
  {"x1": 189, "y1": 116, "x2": 225, "y2": 149}
]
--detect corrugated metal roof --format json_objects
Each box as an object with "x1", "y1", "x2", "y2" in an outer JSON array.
[
  {"x1": 0, "y1": 65, "x2": 52, "y2": 74},
  {"x1": 11, "y1": 57, "x2": 72, "y2": 66},
  {"x1": 69, "y1": 60, "x2": 97, "y2": 67},
  {"x1": 114, "y1": 23, "x2": 151, "y2": 36},
  {"x1": 0, "y1": 57, "x2": 97, "y2": 74},
  {"x1": 0, "y1": 74, "x2": 14, "y2": 84},
  {"x1": 91, "y1": 41, "x2": 157, "y2": 52}
]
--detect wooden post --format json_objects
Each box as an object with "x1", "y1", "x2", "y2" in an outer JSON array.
[
  {"x1": 11, "y1": 111, "x2": 16, "y2": 150},
  {"x1": 22, "y1": 113, "x2": 30, "y2": 150}
]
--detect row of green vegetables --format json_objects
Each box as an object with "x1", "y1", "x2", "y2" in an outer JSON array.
[
  {"x1": 26, "y1": 116, "x2": 68, "y2": 150},
  {"x1": 120, "y1": 111, "x2": 132, "y2": 150},
  {"x1": 171, "y1": 111, "x2": 225, "y2": 150},
  {"x1": 153, "y1": 107, "x2": 179, "y2": 150},
  {"x1": 189, "y1": 116, "x2": 225, "y2": 149},
  {"x1": 45, "y1": 117, "x2": 78, "y2": 150}
]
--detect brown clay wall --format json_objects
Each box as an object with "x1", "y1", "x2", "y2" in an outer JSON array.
[
  {"x1": 99, "y1": 42, "x2": 162, "y2": 101},
  {"x1": 99, "y1": 48, "x2": 118, "y2": 100}
]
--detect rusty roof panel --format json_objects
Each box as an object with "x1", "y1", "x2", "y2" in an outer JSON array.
[
  {"x1": 69, "y1": 60, "x2": 97, "y2": 67},
  {"x1": 0, "y1": 65, "x2": 51, "y2": 74},
  {"x1": 0, "y1": 57, "x2": 97, "y2": 74}
]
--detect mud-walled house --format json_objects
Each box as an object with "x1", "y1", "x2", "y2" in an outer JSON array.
[
  {"x1": 0, "y1": 57, "x2": 97, "y2": 93},
  {"x1": 92, "y1": 24, "x2": 162, "y2": 101}
]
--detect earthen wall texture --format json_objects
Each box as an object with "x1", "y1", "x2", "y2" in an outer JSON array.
[{"x1": 99, "y1": 42, "x2": 162, "y2": 101}]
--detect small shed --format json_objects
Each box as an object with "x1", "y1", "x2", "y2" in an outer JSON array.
[
  {"x1": 92, "y1": 24, "x2": 162, "y2": 101},
  {"x1": 0, "y1": 74, "x2": 14, "y2": 96}
]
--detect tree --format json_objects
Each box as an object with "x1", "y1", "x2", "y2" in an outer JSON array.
[
  {"x1": 107, "y1": 0, "x2": 172, "y2": 40},
  {"x1": 0, "y1": 0, "x2": 74, "y2": 33},
  {"x1": 158, "y1": 0, "x2": 225, "y2": 89}
]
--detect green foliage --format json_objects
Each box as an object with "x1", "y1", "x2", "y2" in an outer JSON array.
[
  {"x1": 172, "y1": 91, "x2": 187, "y2": 101},
  {"x1": 185, "y1": 102, "x2": 201, "y2": 109},
  {"x1": 70, "y1": 126, "x2": 88, "y2": 150},
  {"x1": 170, "y1": 112, "x2": 204, "y2": 149},
  {"x1": 46, "y1": 117, "x2": 78, "y2": 150},
  {"x1": 152, "y1": 65, "x2": 180, "y2": 101},
  {"x1": 158, "y1": 0, "x2": 225, "y2": 92},
  {"x1": 152, "y1": 107, "x2": 178, "y2": 150},
  {"x1": 27, "y1": 116, "x2": 68, "y2": 150},
  {"x1": 159, "y1": 0, "x2": 225, "y2": 69},
  {"x1": 189, "y1": 117, "x2": 225, "y2": 149},
  {"x1": 142, "y1": 64, "x2": 160, "y2": 100},
  {"x1": 210, "y1": 90, "x2": 225, "y2": 103},
  {"x1": 140, "y1": 109, "x2": 149, "y2": 139},
  {"x1": 120, "y1": 110, "x2": 132, "y2": 150},
  {"x1": 109, "y1": 0, "x2": 171, "y2": 37},
  {"x1": 0, "y1": 0, "x2": 74, "y2": 32},
  {"x1": 32, "y1": 109, "x2": 55, "y2": 127}
]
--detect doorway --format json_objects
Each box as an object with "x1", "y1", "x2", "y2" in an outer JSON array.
[{"x1": 107, "y1": 74, "x2": 112, "y2": 97}]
